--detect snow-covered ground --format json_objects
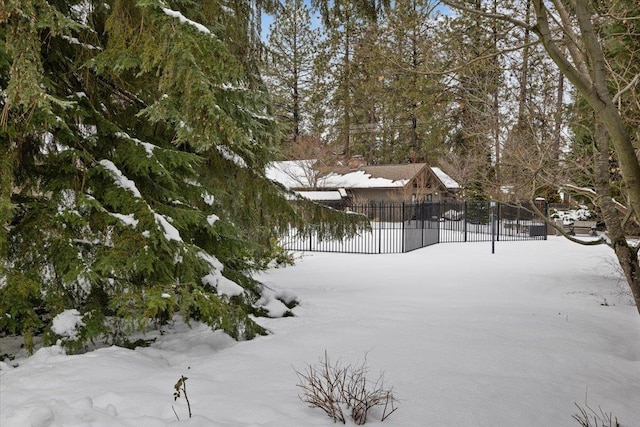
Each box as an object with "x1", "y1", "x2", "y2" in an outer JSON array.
[{"x1": 2, "y1": 237, "x2": 639, "y2": 426}]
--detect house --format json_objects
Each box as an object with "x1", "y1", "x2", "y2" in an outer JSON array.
[{"x1": 266, "y1": 159, "x2": 460, "y2": 203}]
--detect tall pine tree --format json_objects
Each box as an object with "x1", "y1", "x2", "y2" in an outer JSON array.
[
  {"x1": 376, "y1": 0, "x2": 447, "y2": 164},
  {"x1": 264, "y1": 0, "x2": 321, "y2": 148}
]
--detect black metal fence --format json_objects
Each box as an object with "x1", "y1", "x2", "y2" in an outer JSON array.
[{"x1": 281, "y1": 200, "x2": 548, "y2": 254}]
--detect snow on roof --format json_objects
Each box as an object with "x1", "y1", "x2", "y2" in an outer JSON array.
[
  {"x1": 295, "y1": 191, "x2": 345, "y2": 201},
  {"x1": 267, "y1": 160, "x2": 460, "y2": 191},
  {"x1": 318, "y1": 169, "x2": 408, "y2": 189},
  {"x1": 430, "y1": 167, "x2": 460, "y2": 190},
  {"x1": 265, "y1": 160, "x2": 317, "y2": 189}
]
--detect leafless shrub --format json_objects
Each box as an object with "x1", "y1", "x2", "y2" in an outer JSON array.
[
  {"x1": 295, "y1": 351, "x2": 397, "y2": 425},
  {"x1": 601, "y1": 256, "x2": 634, "y2": 302},
  {"x1": 342, "y1": 356, "x2": 397, "y2": 424},
  {"x1": 572, "y1": 402, "x2": 620, "y2": 427}
]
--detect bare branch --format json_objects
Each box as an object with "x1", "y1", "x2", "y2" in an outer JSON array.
[
  {"x1": 440, "y1": 1, "x2": 531, "y2": 29},
  {"x1": 612, "y1": 73, "x2": 640, "y2": 104},
  {"x1": 549, "y1": 0, "x2": 590, "y2": 78}
]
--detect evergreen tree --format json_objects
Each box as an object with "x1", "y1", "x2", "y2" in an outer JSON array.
[
  {"x1": 264, "y1": 0, "x2": 321, "y2": 148},
  {"x1": 0, "y1": 0, "x2": 362, "y2": 352},
  {"x1": 311, "y1": 0, "x2": 380, "y2": 160},
  {"x1": 345, "y1": 19, "x2": 385, "y2": 162},
  {"x1": 437, "y1": 0, "x2": 508, "y2": 199},
  {"x1": 375, "y1": 0, "x2": 447, "y2": 164}
]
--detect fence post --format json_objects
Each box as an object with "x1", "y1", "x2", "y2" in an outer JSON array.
[
  {"x1": 378, "y1": 202, "x2": 382, "y2": 254},
  {"x1": 464, "y1": 200, "x2": 468, "y2": 242},
  {"x1": 401, "y1": 202, "x2": 405, "y2": 253},
  {"x1": 497, "y1": 202, "x2": 501, "y2": 242},
  {"x1": 437, "y1": 201, "x2": 441, "y2": 244},
  {"x1": 420, "y1": 202, "x2": 424, "y2": 248}
]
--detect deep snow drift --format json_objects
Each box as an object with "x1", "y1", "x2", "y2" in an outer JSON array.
[{"x1": 1, "y1": 237, "x2": 639, "y2": 426}]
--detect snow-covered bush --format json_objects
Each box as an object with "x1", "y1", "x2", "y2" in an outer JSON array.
[{"x1": 551, "y1": 206, "x2": 593, "y2": 224}]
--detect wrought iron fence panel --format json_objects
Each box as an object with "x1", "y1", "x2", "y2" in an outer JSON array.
[{"x1": 281, "y1": 200, "x2": 547, "y2": 254}]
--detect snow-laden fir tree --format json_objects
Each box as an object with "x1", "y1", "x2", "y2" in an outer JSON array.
[{"x1": 0, "y1": 0, "x2": 363, "y2": 353}]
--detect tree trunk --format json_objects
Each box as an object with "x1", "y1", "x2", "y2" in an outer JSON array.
[
  {"x1": 533, "y1": 0, "x2": 640, "y2": 223},
  {"x1": 530, "y1": 1, "x2": 640, "y2": 313},
  {"x1": 491, "y1": 0, "x2": 500, "y2": 179},
  {"x1": 594, "y1": 122, "x2": 640, "y2": 315},
  {"x1": 552, "y1": 71, "x2": 564, "y2": 161},
  {"x1": 516, "y1": 0, "x2": 530, "y2": 128},
  {"x1": 343, "y1": 21, "x2": 352, "y2": 160},
  {"x1": 0, "y1": 142, "x2": 14, "y2": 265}
]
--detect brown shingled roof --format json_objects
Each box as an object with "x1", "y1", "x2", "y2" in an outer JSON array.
[{"x1": 321, "y1": 163, "x2": 428, "y2": 183}]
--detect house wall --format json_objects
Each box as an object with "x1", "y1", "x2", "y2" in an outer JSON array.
[
  {"x1": 348, "y1": 188, "x2": 405, "y2": 202},
  {"x1": 347, "y1": 183, "x2": 457, "y2": 203}
]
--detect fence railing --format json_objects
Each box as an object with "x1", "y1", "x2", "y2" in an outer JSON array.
[{"x1": 281, "y1": 200, "x2": 548, "y2": 254}]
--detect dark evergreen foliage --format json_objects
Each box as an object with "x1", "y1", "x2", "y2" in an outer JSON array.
[{"x1": 0, "y1": 0, "x2": 364, "y2": 353}]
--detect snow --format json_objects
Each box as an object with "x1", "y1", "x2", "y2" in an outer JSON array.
[
  {"x1": 71, "y1": 1, "x2": 92, "y2": 24},
  {"x1": 51, "y1": 310, "x2": 85, "y2": 341},
  {"x1": 79, "y1": 124, "x2": 97, "y2": 139},
  {"x1": 202, "y1": 192, "x2": 215, "y2": 206},
  {"x1": 551, "y1": 206, "x2": 593, "y2": 224},
  {"x1": 431, "y1": 166, "x2": 460, "y2": 189},
  {"x1": 256, "y1": 288, "x2": 292, "y2": 317},
  {"x1": 109, "y1": 212, "x2": 139, "y2": 228},
  {"x1": 98, "y1": 160, "x2": 142, "y2": 198},
  {"x1": 197, "y1": 250, "x2": 224, "y2": 271},
  {"x1": 265, "y1": 159, "x2": 317, "y2": 188},
  {"x1": 61, "y1": 35, "x2": 101, "y2": 51},
  {"x1": 216, "y1": 145, "x2": 248, "y2": 168},
  {"x1": 321, "y1": 169, "x2": 407, "y2": 188},
  {"x1": 197, "y1": 251, "x2": 244, "y2": 297},
  {"x1": 115, "y1": 132, "x2": 158, "y2": 157},
  {"x1": 202, "y1": 273, "x2": 244, "y2": 297},
  {"x1": 2, "y1": 238, "x2": 640, "y2": 426},
  {"x1": 162, "y1": 8, "x2": 211, "y2": 35},
  {"x1": 206, "y1": 214, "x2": 219, "y2": 226},
  {"x1": 154, "y1": 213, "x2": 182, "y2": 242},
  {"x1": 265, "y1": 160, "x2": 408, "y2": 189},
  {"x1": 266, "y1": 160, "x2": 459, "y2": 190},
  {"x1": 295, "y1": 190, "x2": 344, "y2": 201}
]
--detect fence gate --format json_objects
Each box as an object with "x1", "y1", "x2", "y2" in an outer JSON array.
[{"x1": 403, "y1": 202, "x2": 440, "y2": 252}]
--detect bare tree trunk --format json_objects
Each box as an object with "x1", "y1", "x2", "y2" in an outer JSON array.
[
  {"x1": 516, "y1": 0, "x2": 530, "y2": 128},
  {"x1": 293, "y1": 67, "x2": 301, "y2": 145},
  {"x1": 491, "y1": 0, "x2": 500, "y2": 179},
  {"x1": 530, "y1": 1, "x2": 640, "y2": 313},
  {"x1": 552, "y1": 71, "x2": 564, "y2": 161},
  {"x1": 594, "y1": 122, "x2": 640, "y2": 315},
  {"x1": 343, "y1": 22, "x2": 352, "y2": 160}
]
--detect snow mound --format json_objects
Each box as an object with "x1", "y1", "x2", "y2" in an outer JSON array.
[{"x1": 51, "y1": 310, "x2": 85, "y2": 340}]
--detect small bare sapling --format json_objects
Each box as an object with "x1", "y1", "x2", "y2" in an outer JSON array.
[{"x1": 172, "y1": 375, "x2": 192, "y2": 420}]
